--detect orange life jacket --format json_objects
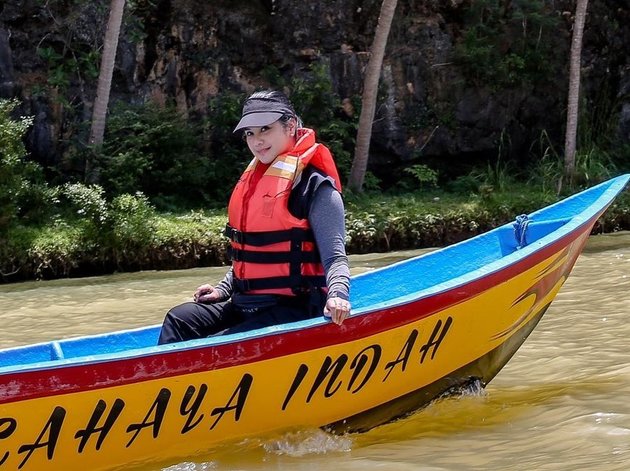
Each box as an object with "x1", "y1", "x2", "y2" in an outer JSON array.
[{"x1": 225, "y1": 128, "x2": 342, "y2": 296}]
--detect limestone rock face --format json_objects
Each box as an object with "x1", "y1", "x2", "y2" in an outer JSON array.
[{"x1": 1, "y1": 0, "x2": 628, "y2": 182}]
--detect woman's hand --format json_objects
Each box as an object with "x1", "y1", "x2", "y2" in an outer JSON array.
[
  {"x1": 193, "y1": 284, "x2": 222, "y2": 304},
  {"x1": 323, "y1": 296, "x2": 351, "y2": 325}
]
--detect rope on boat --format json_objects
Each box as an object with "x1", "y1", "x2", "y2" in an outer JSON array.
[{"x1": 513, "y1": 214, "x2": 530, "y2": 249}]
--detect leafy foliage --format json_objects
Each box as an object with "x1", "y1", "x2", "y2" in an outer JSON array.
[
  {"x1": 1, "y1": 183, "x2": 627, "y2": 282},
  {"x1": 87, "y1": 63, "x2": 359, "y2": 207},
  {"x1": 289, "y1": 63, "x2": 359, "y2": 180},
  {"x1": 203, "y1": 92, "x2": 251, "y2": 204},
  {"x1": 62, "y1": 183, "x2": 109, "y2": 227},
  {"x1": 0, "y1": 99, "x2": 52, "y2": 233},
  {"x1": 96, "y1": 102, "x2": 211, "y2": 209},
  {"x1": 37, "y1": 46, "x2": 100, "y2": 92},
  {"x1": 20, "y1": 183, "x2": 162, "y2": 277},
  {"x1": 403, "y1": 164, "x2": 439, "y2": 189},
  {"x1": 454, "y1": 0, "x2": 561, "y2": 88},
  {"x1": 527, "y1": 129, "x2": 618, "y2": 193},
  {"x1": 344, "y1": 186, "x2": 560, "y2": 253}
]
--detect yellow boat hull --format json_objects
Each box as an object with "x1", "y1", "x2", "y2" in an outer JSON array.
[{"x1": 0, "y1": 175, "x2": 628, "y2": 470}]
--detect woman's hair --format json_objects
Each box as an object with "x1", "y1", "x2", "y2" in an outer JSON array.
[{"x1": 246, "y1": 90, "x2": 303, "y2": 130}]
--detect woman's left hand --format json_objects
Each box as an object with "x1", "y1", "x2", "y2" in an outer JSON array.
[{"x1": 323, "y1": 296, "x2": 351, "y2": 325}]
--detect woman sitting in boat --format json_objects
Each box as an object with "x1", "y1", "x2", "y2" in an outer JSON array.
[{"x1": 158, "y1": 90, "x2": 351, "y2": 344}]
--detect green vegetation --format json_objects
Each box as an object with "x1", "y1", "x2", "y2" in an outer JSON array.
[
  {"x1": 2, "y1": 183, "x2": 627, "y2": 282},
  {"x1": 94, "y1": 102, "x2": 214, "y2": 209},
  {"x1": 1, "y1": 39, "x2": 628, "y2": 285},
  {"x1": 454, "y1": 0, "x2": 562, "y2": 88},
  {"x1": 9, "y1": 201, "x2": 229, "y2": 281},
  {"x1": 290, "y1": 63, "x2": 359, "y2": 180},
  {"x1": 1, "y1": 1, "x2": 623, "y2": 287},
  {"x1": 37, "y1": 45, "x2": 100, "y2": 95},
  {"x1": 0, "y1": 99, "x2": 34, "y2": 232},
  {"x1": 77, "y1": 62, "x2": 359, "y2": 209},
  {"x1": 32, "y1": 0, "x2": 151, "y2": 102},
  {"x1": 0, "y1": 100, "x2": 53, "y2": 233}
]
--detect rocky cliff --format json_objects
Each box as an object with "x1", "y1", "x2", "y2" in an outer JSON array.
[{"x1": 1, "y1": 0, "x2": 629, "y2": 184}]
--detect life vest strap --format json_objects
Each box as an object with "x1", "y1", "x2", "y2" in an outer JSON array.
[
  {"x1": 233, "y1": 275, "x2": 326, "y2": 293},
  {"x1": 224, "y1": 224, "x2": 315, "y2": 247},
  {"x1": 228, "y1": 247, "x2": 321, "y2": 264}
]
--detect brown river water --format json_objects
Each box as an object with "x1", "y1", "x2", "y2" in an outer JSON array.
[{"x1": 1, "y1": 232, "x2": 629, "y2": 470}]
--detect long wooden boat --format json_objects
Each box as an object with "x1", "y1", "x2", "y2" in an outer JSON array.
[{"x1": 0, "y1": 175, "x2": 628, "y2": 471}]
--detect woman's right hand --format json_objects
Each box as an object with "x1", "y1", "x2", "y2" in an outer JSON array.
[{"x1": 193, "y1": 284, "x2": 221, "y2": 303}]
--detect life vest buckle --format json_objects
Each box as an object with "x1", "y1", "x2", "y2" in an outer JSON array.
[{"x1": 224, "y1": 224, "x2": 244, "y2": 244}]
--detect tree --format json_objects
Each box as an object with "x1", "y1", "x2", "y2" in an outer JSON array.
[
  {"x1": 347, "y1": 0, "x2": 398, "y2": 193},
  {"x1": 87, "y1": 0, "x2": 126, "y2": 181},
  {"x1": 563, "y1": 0, "x2": 589, "y2": 186}
]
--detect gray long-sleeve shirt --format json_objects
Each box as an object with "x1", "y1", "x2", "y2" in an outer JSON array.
[{"x1": 214, "y1": 183, "x2": 350, "y2": 301}]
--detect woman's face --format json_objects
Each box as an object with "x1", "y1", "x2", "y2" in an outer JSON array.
[{"x1": 243, "y1": 119, "x2": 296, "y2": 164}]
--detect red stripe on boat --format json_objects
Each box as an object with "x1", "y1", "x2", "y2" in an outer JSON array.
[{"x1": 0, "y1": 217, "x2": 597, "y2": 405}]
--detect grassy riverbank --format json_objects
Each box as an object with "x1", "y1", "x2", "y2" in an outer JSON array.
[{"x1": 1, "y1": 185, "x2": 628, "y2": 283}]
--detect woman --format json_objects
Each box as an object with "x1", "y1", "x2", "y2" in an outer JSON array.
[{"x1": 158, "y1": 90, "x2": 351, "y2": 344}]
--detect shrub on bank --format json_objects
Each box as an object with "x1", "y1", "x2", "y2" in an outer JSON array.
[
  {"x1": 344, "y1": 186, "x2": 558, "y2": 252},
  {"x1": 1, "y1": 187, "x2": 627, "y2": 283},
  {"x1": 0, "y1": 99, "x2": 52, "y2": 233},
  {"x1": 149, "y1": 211, "x2": 229, "y2": 270}
]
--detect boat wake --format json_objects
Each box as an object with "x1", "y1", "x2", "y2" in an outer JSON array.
[
  {"x1": 263, "y1": 428, "x2": 353, "y2": 456},
  {"x1": 162, "y1": 460, "x2": 217, "y2": 470},
  {"x1": 438, "y1": 377, "x2": 488, "y2": 400}
]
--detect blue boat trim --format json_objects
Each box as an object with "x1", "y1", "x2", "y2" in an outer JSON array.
[{"x1": 0, "y1": 174, "x2": 628, "y2": 375}]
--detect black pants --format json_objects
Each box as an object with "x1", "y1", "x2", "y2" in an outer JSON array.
[{"x1": 157, "y1": 293, "x2": 324, "y2": 345}]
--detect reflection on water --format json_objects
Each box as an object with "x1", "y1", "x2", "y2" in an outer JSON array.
[{"x1": 1, "y1": 233, "x2": 628, "y2": 470}]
